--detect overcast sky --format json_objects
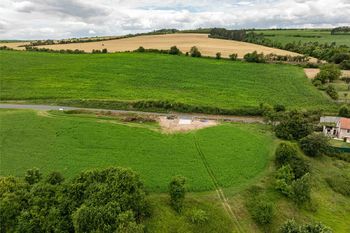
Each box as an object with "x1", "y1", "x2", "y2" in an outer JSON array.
[{"x1": 0, "y1": 0, "x2": 349, "y2": 40}]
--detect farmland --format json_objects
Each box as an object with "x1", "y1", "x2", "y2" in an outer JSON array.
[
  {"x1": 0, "y1": 109, "x2": 274, "y2": 192},
  {"x1": 33, "y1": 33, "x2": 306, "y2": 58},
  {"x1": 252, "y1": 29, "x2": 350, "y2": 47},
  {"x1": 0, "y1": 50, "x2": 335, "y2": 112}
]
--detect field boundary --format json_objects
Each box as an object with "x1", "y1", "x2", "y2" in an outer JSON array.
[{"x1": 194, "y1": 137, "x2": 245, "y2": 233}]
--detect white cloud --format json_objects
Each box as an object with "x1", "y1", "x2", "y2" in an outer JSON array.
[{"x1": 0, "y1": 0, "x2": 349, "y2": 39}]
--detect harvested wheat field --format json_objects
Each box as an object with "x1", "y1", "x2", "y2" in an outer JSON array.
[
  {"x1": 304, "y1": 68, "x2": 350, "y2": 79},
  {"x1": 37, "y1": 33, "x2": 311, "y2": 60},
  {"x1": 0, "y1": 42, "x2": 29, "y2": 50}
]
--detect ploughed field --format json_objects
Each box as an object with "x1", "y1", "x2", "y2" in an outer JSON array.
[
  {"x1": 0, "y1": 109, "x2": 274, "y2": 192},
  {"x1": 33, "y1": 33, "x2": 305, "y2": 58},
  {"x1": 0, "y1": 50, "x2": 334, "y2": 111}
]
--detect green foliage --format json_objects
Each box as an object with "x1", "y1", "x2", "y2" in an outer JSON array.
[
  {"x1": 244, "y1": 51, "x2": 265, "y2": 63},
  {"x1": 338, "y1": 105, "x2": 350, "y2": 117},
  {"x1": 0, "y1": 167, "x2": 149, "y2": 233},
  {"x1": 0, "y1": 51, "x2": 335, "y2": 112},
  {"x1": 186, "y1": 208, "x2": 209, "y2": 225},
  {"x1": 190, "y1": 46, "x2": 202, "y2": 57},
  {"x1": 169, "y1": 46, "x2": 181, "y2": 55},
  {"x1": 274, "y1": 104, "x2": 286, "y2": 112},
  {"x1": 325, "y1": 85, "x2": 338, "y2": 100},
  {"x1": 331, "y1": 53, "x2": 350, "y2": 64},
  {"x1": 275, "y1": 142, "x2": 299, "y2": 167},
  {"x1": 316, "y1": 64, "x2": 341, "y2": 83},
  {"x1": 275, "y1": 165, "x2": 295, "y2": 196},
  {"x1": 275, "y1": 111, "x2": 313, "y2": 140},
  {"x1": 136, "y1": 46, "x2": 146, "y2": 52},
  {"x1": 291, "y1": 174, "x2": 311, "y2": 205},
  {"x1": 340, "y1": 60, "x2": 350, "y2": 70},
  {"x1": 280, "y1": 219, "x2": 333, "y2": 233},
  {"x1": 169, "y1": 176, "x2": 186, "y2": 213},
  {"x1": 215, "y1": 52, "x2": 221, "y2": 59},
  {"x1": 229, "y1": 53, "x2": 238, "y2": 60},
  {"x1": 46, "y1": 171, "x2": 64, "y2": 185},
  {"x1": 300, "y1": 133, "x2": 331, "y2": 157},
  {"x1": 325, "y1": 173, "x2": 350, "y2": 196},
  {"x1": 250, "y1": 201, "x2": 274, "y2": 226},
  {"x1": 24, "y1": 168, "x2": 42, "y2": 185}
]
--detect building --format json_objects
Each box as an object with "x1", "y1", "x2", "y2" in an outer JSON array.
[{"x1": 321, "y1": 116, "x2": 350, "y2": 142}]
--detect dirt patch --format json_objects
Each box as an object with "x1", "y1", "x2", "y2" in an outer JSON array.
[
  {"x1": 158, "y1": 116, "x2": 218, "y2": 133},
  {"x1": 304, "y1": 68, "x2": 350, "y2": 79},
  {"x1": 0, "y1": 42, "x2": 29, "y2": 50},
  {"x1": 36, "y1": 33, "x2": 314, "y2": 61}
]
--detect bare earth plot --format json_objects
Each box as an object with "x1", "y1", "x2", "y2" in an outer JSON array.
[
  {"x1": 35, "y1": 33, "x2": 310, "y2": 59},
  {"x1": 0, "y1": 42, "x2": 28, "y2": 50},
  {"x1": 304, "y1": 68, "x2": 350, "y2": 79}
]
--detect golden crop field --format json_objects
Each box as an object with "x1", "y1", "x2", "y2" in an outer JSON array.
[
  {"x1": 0, "y1": 42, "x2": 28, "y2": 50},
  {"x1": 34, "y1": 33, "x2": 309, "y2": 59}
]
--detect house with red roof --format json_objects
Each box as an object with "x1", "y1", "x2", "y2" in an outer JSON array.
[{"x1": 321, "y1": 116, "x2": 350, "y2": 142}]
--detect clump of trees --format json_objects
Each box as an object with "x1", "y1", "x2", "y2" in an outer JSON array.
[
  {"x1": 338, "y1": 105, "x2": 350, "y2": 117},
  {"x1": 25, "y1": 46, "x2": 86, "y2": 54},
  {"x1": 299, "y1": 133, "x2": 331, "y2": 157},
  {"x1": 229, "y1": 53, "x2": 238, "y2": 60},
  {"x1": 215, "y1": 52, "x2": 221, "y2": 59},
  {"x1": 244, "y1": 51, "x2": 265, "y2": 63},
  {"x1": 314, "y1": 64, "x2": 341, "y2": 84},
  {"x1": 189, "y1": 46, "x2": 202, "y2": 57},
  {"x1": 274, "y1": 111, "x2": 314, "y2": 140},
  {"x1": 169, "y1": 176, "x2": 186, "y2": 213},
  {"x1": 0, "y1": 167, "x2": 150, "y2": 233},
  {"x1": 169, "y1": 46, "x2": 182, "y2": 55}
]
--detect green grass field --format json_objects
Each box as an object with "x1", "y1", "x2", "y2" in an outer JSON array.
[
  {"x1": 0, "y1": 50, "x2": 335, "y2": 111},
  {"x1": 0, "y1": 109, "x2": 275, "y2": 192},
  {"x1": 252, "y1": 29, "x2": 350, "y2": 47}
]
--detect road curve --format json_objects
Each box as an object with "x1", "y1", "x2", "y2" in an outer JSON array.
[{"x1": 0, "y1": 103, "x2": 263, "y2": 123}]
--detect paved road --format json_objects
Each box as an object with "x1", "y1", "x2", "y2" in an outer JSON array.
[{"x1": 0, "y1": 103, "x2": 264, "y2": 123}]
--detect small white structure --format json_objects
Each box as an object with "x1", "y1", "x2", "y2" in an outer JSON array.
[
  {"x1": 321, "y1": 116, "x2": 350, "y2": 142},
  {"x1": 178, "y1": 117, "x2": 192, "y2": 125}
]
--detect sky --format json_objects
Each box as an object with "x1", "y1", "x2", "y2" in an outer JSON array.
[{"x1": 0, "y1": 0, "x2": 349, "y2": 40}]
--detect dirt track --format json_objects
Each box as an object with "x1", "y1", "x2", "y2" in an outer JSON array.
[{"x1": 34, "y1": 33, "x2": 310, "y2": 59}]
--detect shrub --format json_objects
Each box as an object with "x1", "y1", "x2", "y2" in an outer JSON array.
[
  {"x1": 189, "y1": 46, "x2": 201, "y2": 57},
  {"x1": 325, "y1": 174, "x2": 350, "y2": 196},
  {"x1": 279, "y1": 219, "x2": 299, "y2": 233},
  {"x1": 250, "y1": 201, "x2": 274, "y2": 225},
  {"x1": 229, "y1": 53, "x2": 238, "y2": 60},
  {"x1": 289, "y1": 156, "x2": 310, "y2": 179},
  {"x1": 169, "y1": 176, "x2": 186, "y2": 213},
  {"x1": 300, "y1": 133, "x2": 331, "y2": 157},
  {"x1": 325, "y1": 85, "x2": 338, "y2": 100},
  {"x1": 275, "y1": 111, "x2": 313, "y2": 140},
  {"x1": 316, "y1": 64, "x2": 341, "y2": 83},
  {"x1": 216, "y1": 52, "x2": 221, "y2": 59},
  {"x1": 275, "y1": 165, "x2": 295, "y2": 196},
  {"x1": 275, "y1": 142, "x2": 299, "y2": 167},
  {"x1": 338, "y1": 105, "x2": 350, "y2": 117},
  {"x1": 244, "y1": 51, "x2": 265, "y2": 63},
  {"x1": 340, "y1": 60, "x2": 350, "y2": 70},
  {"x1": 46, "y1": 171, "x2": 64, "y2": 185},
  {"x1": 331, "y1": 53, "x2": 350, "y2": 64},
  {"x1": 274, "y1": 104, "x2": 286, "y2": 112},
  {"x1": 102, "y1": 48, "x2": 108, "y2": 53},
  {"x1": 280, "y1": 219, "x2": 332, "y2": 233},
  {"x1": 135, "y1": 46, "x2": 145, "y2": 52},
  {"x1": 187, "y1": 208, "x2": 208, "y2": 224},
  {"x1": 291, "y1": 174, "x2": 311, "y2": 205},
  {"x1": 24, "y1": 168, "x2": 42, "y2": 185},
  {"x1": 169, "y1": 46, "x2": 181, "y2": 55}
]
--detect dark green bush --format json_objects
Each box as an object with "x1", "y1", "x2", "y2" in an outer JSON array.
[
  {"x1": 24, "y1": 168, "x2": 42, "y2": 185},
  {"x1": 338, "y1": 105, "x2": 350, "y2": 117},
  {"x1": 300, "y1": 133, "x2": 331, "y2": 157},
  {"x1": 244, "y1": 51, "x2": 265, "y2": 63},
  {"x1": 216, "y1": 52, "x2": 221, "y2": 59},
  {"x1": 46, "y1": 171, "x2": 64, "y2": 185},
  {"x1": 169, "y1": 46, "x2": 181, "y2": 55},
  {"x1": 325, "y1": 85, "x2": 338, "y2": 100},
  {"x1": 169, "y1": 176, "x2": 186, "y2": 213},
  {"x1": 190, "y1": 46, "x2": 201, "y2": 57},
  {"x1": 275, "y1": 142, "x2": 299, "y2": 167},
  {"x1": 280, "y1": 219, "x2": 332, "y2": 233},
  {"x1": 229, "y1": 53, "x2": 238, "y2": 60}
]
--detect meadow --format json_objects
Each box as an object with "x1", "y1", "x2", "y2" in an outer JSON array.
[
  {"x1": 253, "y1": 29, "x2": 350, "y2": 47},
  {"x1": 0, "y1": 50, "x2": 335, "y2": 112},
  {"x1": 0, "y1": 109, "x2": 274, "y2": 192}
]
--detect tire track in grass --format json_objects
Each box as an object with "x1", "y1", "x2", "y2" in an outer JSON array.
[{"x1": 194, "y1": 136, "x2": 244, "y2": 233}]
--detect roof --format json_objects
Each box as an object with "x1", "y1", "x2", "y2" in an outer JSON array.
[
  {"x1": 339, "y1": 118, "x2": 350, "y2": 130},
  {"x1": 320, "y1": 116, "x2": 339, "y2": 123}
]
